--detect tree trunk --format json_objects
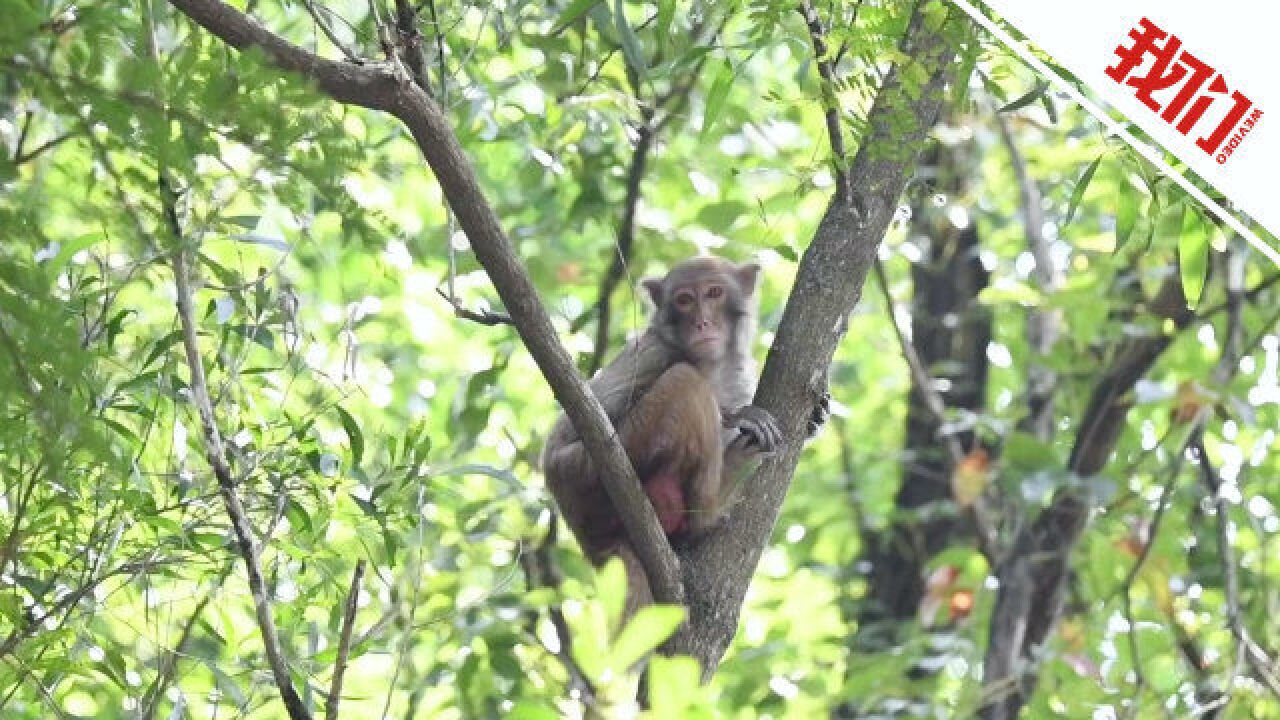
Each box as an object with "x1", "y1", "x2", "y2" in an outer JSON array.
[{"x1": 666, "y1": 4, "x2": 971, "y2": 675}]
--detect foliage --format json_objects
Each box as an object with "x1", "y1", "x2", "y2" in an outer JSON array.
[{"x1": 0, "y1": 0, "x2": 1277, "y2": 718}]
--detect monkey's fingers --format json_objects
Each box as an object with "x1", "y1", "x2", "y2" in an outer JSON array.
[{"x1": 733, "y1": 405, "x2": 781, "y2": 454}]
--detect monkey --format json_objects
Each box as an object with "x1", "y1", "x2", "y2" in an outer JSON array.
[{"x1": 542, "y1": 255, "x2": 785, "y2": 617}]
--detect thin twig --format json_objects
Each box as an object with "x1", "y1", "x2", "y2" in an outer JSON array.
[
  {"x1": 140, "y1": 564, "x2": 232, "y2": 720},
  {"x1": 434, "y1": 287, "x2": 514, "y2": 326},
  {"x1": 1118, "y1": 449, "x2": 1184, "y2": 704},
  {"x1": 520, "y1": 515, "x2": 596, "y2": 702},
  {"x1": 163, "y1": 175, "x2": 313, "y2": 720},
  {"x1": 304, "y1": 0, "x2": 363, "y2": 62},
  {"x1": 584, "y1": 15, "x2": 720, "y2": 371},
  {"x1": 325, "y1": 559, "x2": 367, "y2": 720},
  {"x1": 423, "y1": 0, "x2": 447, "y2": 99},
  {"x1": 1195, "y1": 437, "x2": 1280, "y2": 700},
  {"x1": 994, "y1": 112, "x2": 1061, "y2": 439},
  {"x1": 798, "y1": 0, "x2": 852, "y2": 204},
  {"x1": 872, "y1": 257, "x2": 998, "y2": 559},
  {"x1": 11, "y1": 131, "x2": 77, "y2": 164},
  {"x1": 587, "y1": 122, "x2": 653, "y2": 375},
  {"x1": 872, "y1": 258, "x2": 963, "y2": 463}
]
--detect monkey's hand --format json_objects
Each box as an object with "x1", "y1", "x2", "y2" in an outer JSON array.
[{"x1": 723, "y1": 405, "x2": 781, "y2": 455}]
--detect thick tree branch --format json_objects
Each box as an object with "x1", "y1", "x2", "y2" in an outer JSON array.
[
  {"x1": 166, "y1": 0, "x2": 684, "y2": 605},
  {"x1": 981, "y1": 274, "x2": 1194, "y2": 719},
  {"x1": 167, "y1": 0, "x2": 399, "y2": 108},
  {"x1": 668, "y1": 2, "x2": 967, "y2": 673},
  {"x1": 393, "y1": 0, "x2": 430, "y2": 91}
]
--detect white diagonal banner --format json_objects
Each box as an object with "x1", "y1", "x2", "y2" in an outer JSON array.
[{"x1": 952, "y1": 0, "x2": 1280, "y2": 267}]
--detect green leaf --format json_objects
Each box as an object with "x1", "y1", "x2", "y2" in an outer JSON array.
[
  {"x1": 335, "y1": 405, "x2": 364, "y2": 465},
  {"x1": 647, "y1": 655, "x2": 704, "y2": 716},
  {"x1": 1115, "y1": 187, "x2": 1139, "y2": 250},
  {"x1": 655, "y1": 0, "x2": 676, "y2": 44},
  {"x1": 997, "y1": 81, "x2": 1047, "y2": 114},
  {"x1": 143, "y1": 329, "x2": 185, "y2": 369},
  {"x1": 550, "y1": 0, "x2": 602, "y2": 35},
  {"x1": 613, "y1": 0, "x2": 648, "y2": 85},
  {"x1": 1040, "y1": 92, "x2": 1059, "y2": 124},
  {"x1": 1003, "y1": 431, "x2": 1056, "y2": 471},
  {"x1": 285, "y1": 496, "x2": 314, "y2": 536},
  {"x1": 231, "y1": 233, "x2": 291, "y2": 252},
  {"x1": 1062, "y1": 155, "x2": 1102, "y2": 229},
  {"x1": 701, "y1": 60, "x2": 734, "y2": 138},
  {"x1": 44, "y1": 232, "x2": 103, "y2": 273},
  {"x1": 597, "y1": 557, "x2": 628, "y2": 632},
  {"x1": 223, "y1": 215, "x2": 261, "y2": 230},
  {"x1": 610, "y1": 604, "x2": 685, "y2": 670},
  {"x1": 1179, "y1": 216, "x2": 1210, "y2": 309},
  {"x1": 506, "y1": 701, "x2": 561, "y2": 720}
]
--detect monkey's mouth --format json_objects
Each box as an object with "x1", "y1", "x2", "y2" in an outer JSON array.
[{"x1": 689, "y1": 334, "x2": 722, "y2": 349}]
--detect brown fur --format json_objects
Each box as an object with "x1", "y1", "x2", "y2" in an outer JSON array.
[{"x1": 542, "y1": 256, "x2": 780, "y2": 615}]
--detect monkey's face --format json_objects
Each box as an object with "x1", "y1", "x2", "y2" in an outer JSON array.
[
  {"x1": 670, "y1": 279, "x2": 733, "y2": 363},
  {"x1": 644, "y1": 257, "x2": 760, "y2": 363}
]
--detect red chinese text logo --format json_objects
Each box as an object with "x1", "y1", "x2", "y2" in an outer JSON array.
[{"x1": 1105, "y1": 18, "x2": 1263, "y2": 165}]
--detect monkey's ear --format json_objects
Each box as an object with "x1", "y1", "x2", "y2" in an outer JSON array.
[
  {"x1": 735, "y1": 262, "x2": 762, "y2": 295},
  {"x1": 641, "y1": 277, "x2": 664, "y2": 307}
]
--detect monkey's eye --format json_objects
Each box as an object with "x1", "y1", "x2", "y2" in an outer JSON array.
[
  {"x1": 675, "y1": 292, "x2": 695, "y2": 308},
  {"x1": 705, "y1": 285, "x2": 724, "y2": 299}
]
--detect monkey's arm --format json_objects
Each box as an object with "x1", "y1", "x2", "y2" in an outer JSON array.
[
  {"x1": 567, "y1": 329, "x2": 675, "y2": 437},
  {"x1": 710, "y1": 404, "x2": 781, "y2": 518}
]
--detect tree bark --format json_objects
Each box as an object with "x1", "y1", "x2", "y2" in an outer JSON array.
[{"x1": 666, "y1": 4, "x2": 969, "y2": 674}]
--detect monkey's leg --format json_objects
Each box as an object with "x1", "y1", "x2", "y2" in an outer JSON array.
[
  {"x1": 618, "y1": 363, "x2": 723, "y2": 537},
  {"x1": 616, "y1": 541, "x2": 654, "y2": 621}
]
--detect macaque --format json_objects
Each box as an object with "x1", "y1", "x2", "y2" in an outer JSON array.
[{"x1": 542, "y1": 256, "x2": 783, "y2": 615}]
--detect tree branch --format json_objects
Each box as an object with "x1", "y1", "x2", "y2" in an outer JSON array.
[
  {"x1": 980, "y1": 272, "x2": 1197, "y2": 719},
  {"x1": 393, "y1": 0, "x2": 430, "y2": 91},
  {"x1": 165, "y1": 0, "x2": 684, "y2": 605},
  {"x1": 1195, "y1": 437, "x2": 1280, "y2": 699},
  {"x1": 11, "y1": 131, "x2": 77, "y2": 165},
  {"x1": 995, "y1": 112, "x2": 1061, "y2": 439},
  {"x1": 163, "y1": 176, "x2": 312, "y2": 720},
  {"x1": 167, "y1": 0, "x2": 399, "y2": 109},
  {"x1": 434, "y1": 287, "x2": 514, "y2": 326},
  {"x1": 587, "y1": 122, "x2": 653, "y2": 376},
  {"x1": 798, "y1": 0, "x2": 852, "y2": 204},
  {"x1": 325, "y1": 559, "x2": 366, "y2": 720},
  {"x1": 141, "y1": 564, "x2": 231, "y2": 720},
  {"x1": 520, "y1": 515, "x2": 596, "y2": 702}
]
